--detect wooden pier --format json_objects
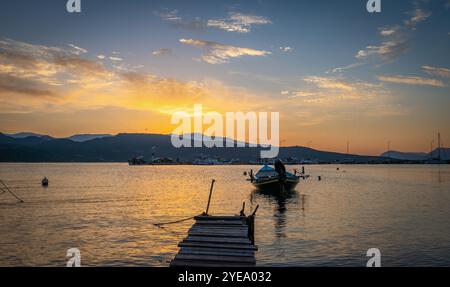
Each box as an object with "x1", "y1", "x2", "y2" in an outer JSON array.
[{"x1": 170, "y1": 212, "x2": 258, "y2": 267}]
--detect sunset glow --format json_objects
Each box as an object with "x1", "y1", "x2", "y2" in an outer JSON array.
[{"x1": 1, "y1": 0, "x2": 449, "y2": 155}]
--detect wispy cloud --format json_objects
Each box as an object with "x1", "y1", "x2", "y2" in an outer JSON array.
[
  {"x1": 280, "y1": 47, "x2": 294, "y2": 53},
  {"x1": 379, "y1": 25, "x2": 400, "y2": 37},
  {"x1": 109, "y1": 56, "x2": 123, "y2": 62},
  {"x1": 0, "y1": 73, "x2": 56, "y2": 97},
  {"x1": 154, "y1": 9, "x2": 205, "y2": 31},
  {"x1": 377, "y1": 75, "x2": 446, "y2": 87},
  {"x1": 326, "y1": 62, "x2": 365, "y2": 74},
  {"x1": 356, "y1": 40, "x2": 409, "y2": 63},
  {"x1": 421, "y1": 66, "x2": 450, "y2": 78},
  {"x1": 332, "y1": 3, "x2": 431, "y2": 74},
  {"x1": 404, "y1": 8, "x2": 431, "y2": 29},
  {"x1": 0, "y1": 38, "x2": 114, "y2": 98},
  {"x1": 303, "y1": 76, "x2": 355, "y2": 91},
  {"x1": 68, "y1": 44, "x2": 88, "y2": 55},
  {"x1": 355, "y1": 2, "x2": 431, "y2": 65},
  {"x1": 0, "y1": 38, "x2": 274, "y2": 118},
  {"x1": 152, "y1": 48, "x2": 172, "y2": 56},
  {"x1": 281, "y1": 76, "x2": 388, "y2": 106},
  {"x1": 207, "y1": 12, "x2": 271, "y2": 33},
  {"x1": 179, "y1": 38, "x2": 270, "y2": 64},
  {"x1": 153, "y1": 9, "x2": 182, "y2": 21}
]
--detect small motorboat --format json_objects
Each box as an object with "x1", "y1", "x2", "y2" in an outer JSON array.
[{"x1": 249, "y1": 161, "x2": 300, "y2": 193}]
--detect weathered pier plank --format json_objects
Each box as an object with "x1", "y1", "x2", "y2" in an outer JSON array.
[{"x1": 170, "y1": 214, "x2": 258, "y2": 267}]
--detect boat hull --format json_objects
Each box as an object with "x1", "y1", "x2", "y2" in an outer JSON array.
[{"x1": 252, "y1": 177, "x2": 299, "y2": 193}]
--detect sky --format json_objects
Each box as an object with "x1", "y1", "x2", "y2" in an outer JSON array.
[{"x1": 0, "y1": 0, "x2": 449, "y2": 155}]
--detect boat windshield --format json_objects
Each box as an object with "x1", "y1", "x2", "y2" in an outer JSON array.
[{"x1": 255, "y1": 165, "x2": 277, "y2": 178}]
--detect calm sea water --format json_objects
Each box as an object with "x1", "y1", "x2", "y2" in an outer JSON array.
[{"x1": 0, "y1": 164, "x2": 450, "y2": 267}]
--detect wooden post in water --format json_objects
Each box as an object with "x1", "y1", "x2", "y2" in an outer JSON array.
[
  {"x1": 240, "y1": 202, "x2": 246, "y2": 216},
  {"x1": 204, "y1": 179, "x2": 215, "y2": 215},
  {"x1": 246, "y1": 205, "x2": 259, "y2": 245}
]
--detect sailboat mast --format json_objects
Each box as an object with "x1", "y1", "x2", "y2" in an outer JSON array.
[
  {"x1": 438, "y1": 132, "x2": 441, "y2": 161},
  {"x1": 430, "y1": 140, "x2": 434, "y2": 160}
]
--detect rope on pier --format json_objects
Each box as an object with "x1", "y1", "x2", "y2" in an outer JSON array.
[
  {"x1": 153, "y1": 215, "x2": 196, "y2": 227},
  {"x1": 154, "y1": 179, "x2": 217, "y2": 227},
  {"x1": 0, "y1": 179, "x2": 24, "y2": 203}
]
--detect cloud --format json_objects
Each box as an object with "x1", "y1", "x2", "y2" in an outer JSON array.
[
  {"x1": 404, "y1": 8, "x2": 431, "y2": 28},
  {"x1": 207, "y1": 12, "x2": 271, "y2": 33},
  {"x1": 326, "y1": 62, "x2": 365, "y2": 74},
  {"x1": 155, "y1": 10, "x2": 271, "y2": 33},
  {"x1": 421, "y1": 66, "x2": 450, "y2": 78},
  {"x1": 109, "y1": 56, "x2": 123, "y2": 61},
  {"x1": 0, "y1": 38, "x2": 114, "y2": 96},
  {"x1": 353, "y1": 2, "x2": 431, "y2": 66},
  {"x1": 303, "y1": 76, "x2": 355, "y2": 91},
  {"x1": 153, "y1": 9, "x2": 182, "y2": 21},
  {"x1": 0, "y1": 73, "x2": 56, "y2": 97},
  {"x1": 68, "y1": 44, "x2": 88, "y2": 55},
  {"x1": 152, "y1": 48, "x2": 172, "y2": 56},
  {"x1": 356, "y1": 39, "x2": 409, "y2": 63},
  {"x1": 379, "y1": 26, "x2": 400, "y2": 36},
  {"x1": 281, "y1": 76, "x2": 388, "y2": 107},
  {"x1": 154, "y1": 9, "x2": 205, "y2": 31},
  {"x1": 179, "y1": 38, "x2": 270, "y2": 64},
  {"x1": 97, "y1": 54, "x2": 105, "y2": 59},
  {"x1": 377, "y1": 75, "x2": 446, "y2": 87},
  {"x1": 0, "y1": 38, "x2": 273, "y2": 117},
  {"x1": 280, "y1": 47, "x2": 294, "y2": 53}
]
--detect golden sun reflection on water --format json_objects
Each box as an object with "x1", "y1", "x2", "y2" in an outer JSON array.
[{"x1": 1, "y1": 164, "x2": 450, "y2": 266}]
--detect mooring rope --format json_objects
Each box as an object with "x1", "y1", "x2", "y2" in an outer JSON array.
[{"x1": 153, "y1": 215, "x2": 197, "y2": 227}]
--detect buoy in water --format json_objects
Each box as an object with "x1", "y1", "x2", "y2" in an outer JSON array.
[
  {"x1": 42, "y1": 177, "x2": 49, "y2": 187},
  {"x1": 318, "y1": 176, "x2": 322, "y2": 181}
]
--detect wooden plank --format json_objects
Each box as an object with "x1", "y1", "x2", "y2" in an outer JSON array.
[
  {"x1": 188, "y1": 231, "x2": 248, "y2": 238},
  {"x1": 191, "y1": 224, "x2": 248, "y2": 231},
  {"x1": 171, "y1": 214, "x2": 257, "y2": 267},
  {"x1": 179, "y1": 247, "x2": 254, "y2": 258},
  {"x1": 188, "y1": 232, "x2": 247, "y2": 237},
  {"x1": 189, "y1": 228, "x2": 248, "y2": 235},
  {"x1": 179, "y1": 241, "x2": 258, "y2": 251},
  {"x1": 174, "y1": 254, "x2": 256, "y2": 264},
  {"x1": 194, "y1": 221, "x2": 246, "y2": 226},
  {"x1": 170, "y1": 259, "x2": 253, "y2": 267},
  {"x1": 184, "y1": 236, "x2": 251, "y2": 244},
  {"x1": 189, "y1": 229, "x2": 248, "y2": 235},
  {"x1": 194, "y1": 216, "x2": 245, "y2": 221}
]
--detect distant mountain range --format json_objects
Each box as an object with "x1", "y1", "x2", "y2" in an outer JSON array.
[
  {"x1": 66, "y1": 134, "x2": 113, "y2": 142},
  {"x1": 6, "y1": 132, "x2": 112, "y2": 142},
  {"x1": 0, "y1": 132, "x2": 383, "y2": 163},
  {"x1": 379, "y1": 150, "x2": 450, "y2": 161},
  {"x1": 0, "y1": 132, "x2": 448, "y2": 163}
]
